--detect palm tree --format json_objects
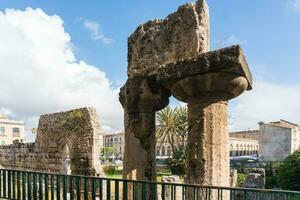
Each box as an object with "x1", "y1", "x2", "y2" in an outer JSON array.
[
  {"x1": 156, "y1": 106, "x2": 178, "y2": 151},
  {"x1": 174, "y1": 106, "x2": 188, "y2": 148},
  {"x1": 156, "y1": 106, "x2": 188, "y2": 152}
]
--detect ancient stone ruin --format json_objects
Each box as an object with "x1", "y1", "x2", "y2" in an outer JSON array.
[
  {"x1": 120, "y1": 0, "x2": 252, "y2": 192},
  {"x1": 0, "y1": 107, "x2": 103, "y2": 176}
]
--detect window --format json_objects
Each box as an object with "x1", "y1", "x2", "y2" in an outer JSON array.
[
  {"x1": 12, "y1": 127, "x2": 20, "y2": 136},
  {"x1": 167, "y1": 146, "x2": 172, "y2": 156},
  {"x1": 162, "y1": 146, "x2": 166, "y2": 156},
  {"x1": 1, "y1": 140, "x2": 5, "y2": 145},
  {"x1": 0, "y1": 127, "x2": 5, "y2": 135},
  {"x1": 12, "y1": 127, "x2": 20, "y2": 133},
  {"x1": 156, "y1": 148, "x2": 160, "y2": 156}
]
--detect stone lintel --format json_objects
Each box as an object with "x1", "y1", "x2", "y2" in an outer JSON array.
[{"x1": 156, "y1": 45, "x2": 252, "y2": 90}]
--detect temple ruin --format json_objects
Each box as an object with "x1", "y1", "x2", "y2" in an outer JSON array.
[
  {"x1": 120, "y1": 0, "x2": 252, "y2": 191},
  {"x1": 0, "y1": 107, "x2": 104, "y2": 176}
]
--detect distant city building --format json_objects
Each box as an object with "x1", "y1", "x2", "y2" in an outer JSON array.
[
  {"x1": 0, "y1": 113, "x2": 25, "y2": 145},
  {"x1": 104, "y1": 131, "x2": 256, "y2": 160},
  {"x1": 229, "y1": 130, "x2": 259, "y2": 140},
  {"x1": 229, "y1": 137, "x2": 259, "y2": 157},
  {"x1": 103, "y1": 132, "x2": 173, "y2": 160},
  {"x1": 103, "y1": 132, "x2": 125, "y2": 160},
  {"x1": 259, "y1": 120, "x2": 300, "y2": 161}
]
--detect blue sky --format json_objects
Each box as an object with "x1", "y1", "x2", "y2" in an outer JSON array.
[
  {"x1": 1, "y1": 0, "x2": 300, "y2": 85},
  {"x1": 0, "y1": 0, "x2": 299, "y2": 138}
]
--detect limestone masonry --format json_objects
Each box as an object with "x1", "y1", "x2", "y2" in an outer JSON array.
[
  {"x1": 0, "y1": 107, "x2": 104, "y2": 176},
  {"x1": 120, "y1": 1, "x2": 252, "y2": 199}
]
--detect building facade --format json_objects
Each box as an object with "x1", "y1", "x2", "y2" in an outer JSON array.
[
  {"x1": 229, "y1": 130, "x2": 259, "y2": 140},
  {"x1": 104, "y1": 131, "x2": 257, "y2": 159},
  {"x1": 0, "y1": 113, "x2": 25, "y2": 145},
  {"x1": 103, "y1": 132, "x2": 174, "y2": 160},
  {"x1": 259, "y1": 120, "x2": 300, "y2": 161},
  {"x1": 103, "y1": 132, "x2": 125, "y2": 160},
  {"x1": 229, "y1": 137, "x2": 259, "y2": 157}
]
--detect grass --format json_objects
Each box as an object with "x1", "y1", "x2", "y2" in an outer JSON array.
[{"x1": 105, "y1": 169, "x2": 185, "y2": 182}]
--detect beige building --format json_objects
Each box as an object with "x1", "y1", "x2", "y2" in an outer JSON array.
[
  {"x1": 0, "y1": 113, "x2": 25, "y2": 145},
  {"x1": 259, "y1": 120, "x2": 300, "y2": 161},
  {"x1": 230, "y1": 130, "x2": 259, "y2": 140},
  {"x1": 103, "y1": 132, "x2": 125, "y2": 160},
  {"x1": 229, "y1": 137, "x2": 259, "y2": 157},
  {"x1": 104, "y1": 131, "x2": 258, "y2": 159}
]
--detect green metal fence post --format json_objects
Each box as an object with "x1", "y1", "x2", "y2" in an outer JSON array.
[
  {"x1": 115, "y1": 180, "x2": 119, "y2": 200},
  {"x1": 123, "y1": 180, "x2": 128, "y2": 200},
  {"x1": 27, "y1": 172, "x2": 32, "y2": 200},
  {"x1": 84, "y1": 177, "x2": 88, "y2": 200},
  {"x1": 161, "y1": 183, "x2": 166, "y2": 200},
  {"x1": 39, "y1": 173, "x2": 43, "y2": 200},
  {"x1": 33, "y1": 172, "x2": 37, "y2": 200},
  {"x1": 7, "y1": 170, "x2": 11, "y2": 199},
  {"x1": 56, "y1": 175, "x2": 61, "y2": 200},
  {"x1": 22, "y1": 172, "x2": 26, "y2": 200},
  {"x1": 3, "y1": 170, "x2": 6, "y2": 198},
  {"x1": 91, "y1": 177, "x2": 96, "y2": 200},
  {"x1": 76, "y1": 176, "x2": 81, "y2": 200},
  {"x1": 44, "y1": 174, "x2": 49, "y2": 200},
  {"x1": 69, "y1": 176, "x2": 74, "y2": 200},
  {"x1": 17, "y1": 171, "x2": 21, "y2": 200},
  {"x1": 63, "y1": 175, "x2": 67, "y2": 200},
  {"x1": 50, "y1": 175, "x2": 54, "y2": 200},
  {"x1": 99, "y1": 178, "x2": 103, "y2": 200},
  {"x1": 106, "y1": 179, "x2": 111, "y2": 200}
]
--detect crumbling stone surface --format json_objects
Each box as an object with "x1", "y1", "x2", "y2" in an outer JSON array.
[
  {"x1": 243, "y1": 168, "x2": 266, "y2": 189},
  {"x1": 35, "y1": 107, "x2": 103, "y2": 175},
  {"x1": 156, "y1": 45, "x2": 252, "y2": 89},
  {"x1": 230, "y1": 168, "x2": 238, "y2": 187},
  {"x1": 0, "y1": 107, "x2": 104, "y2": 176},
  {"x1": 120, "y1": 0, "x2": 252, "y2": 196},
  {"x1": 128, "y1": 0, "x2": 210, "y2": 78}
]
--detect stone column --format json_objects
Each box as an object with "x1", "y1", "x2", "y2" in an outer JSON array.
[
  {"x1": 186, "y1": 101, "x2": 229, "y2": 187},
  {"x1": 123, "y1": 111, "x2": 157, "y2": 181},
  {"x1": 120, "y1": 78, "x2": 170, "y2": 199},
  {"x1": 184, "y1": 101, "x2": 230, "y2": 199}
]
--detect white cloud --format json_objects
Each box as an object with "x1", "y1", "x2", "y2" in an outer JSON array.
[
  {"x1": 82, "y1": 19, "x2": 114, "y2": 44},
  {"x1": 229, "y1": 81, "x2": 300, "y2": 131},
  {"x1": 214, "y1": 35, "x2": 247, "y2": 49},
  {"x1": 288, "y1": 0, "x2": 300, "y2": 12},
  {"x1": 0, "y1": 8, "x2": 123, "y2": 141}
]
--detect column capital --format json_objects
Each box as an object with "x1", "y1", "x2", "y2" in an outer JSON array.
[{"x1": 119, "y1": 78, "x2": 170, "y2": 113}]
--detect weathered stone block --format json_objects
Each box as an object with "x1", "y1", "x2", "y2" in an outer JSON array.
[{"x1": 128, "y1": 0, "x2": 210, "y2": 78}]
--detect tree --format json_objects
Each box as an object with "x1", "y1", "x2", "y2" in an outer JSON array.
[
  {"x1": 100, "y1": 147, "x2": 116, "y2": 162},
  {"x1": 166, "y1": 145, "x2": 186, "y2": 175},
  {"x1": 277, "y1": 150, "x2": 300, "y2": 191},
  {"x1": 156, "y1": 106, "x2": 179, "y2": 151},
  {"x1": 174, "y1": 106, "x2": 188, "y2": 148}
]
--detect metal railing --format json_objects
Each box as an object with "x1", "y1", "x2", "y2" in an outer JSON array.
[{"x1": 0, "y1": 169, "x2": 299, "y2": 200}]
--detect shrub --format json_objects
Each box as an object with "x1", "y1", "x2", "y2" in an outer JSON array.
[
  {"x1": 103, "y1": 165, "x2": 116, "y2": 174},
  {"x1": 166, "y1": 146, "x2": 186, "y2": 175},
  {"x1": 237, "y1": 173, "x2": 247, "y2": 187},
  {"x1": 277, "y1": 150, "x2": 300, "y2": 191}
]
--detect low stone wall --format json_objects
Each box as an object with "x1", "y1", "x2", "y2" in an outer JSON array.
[
  {"x1": 0, "y1": 107, "x2": 104, "y2": 176},
  {"x1": 0, "y1": 142, "x2": 36, "y2": 170}
]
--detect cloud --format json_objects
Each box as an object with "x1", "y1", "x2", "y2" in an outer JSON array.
[
  {"x1": 214, "y1": 35, "x2": 247, "y2": 49},
  {"x1": 0, "y1": 8, "x2": 123, "y2": 141},
  {"x1": 229, "y1": 81, "x2": 300, "y2": 131},
  {"x1": 82, "y1": 19, "x2": 114, "y2": 44},
  {"x1": 288, "y1": 0, "x2": 300, "y2": 12}
]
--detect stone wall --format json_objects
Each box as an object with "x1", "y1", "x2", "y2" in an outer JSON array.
[
  {"x1": 0, "y1": 141, "x2": 35, "y2": 170},
  {"x1": 0, "y1": 107, "x2": 104, "y2": 176}
]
